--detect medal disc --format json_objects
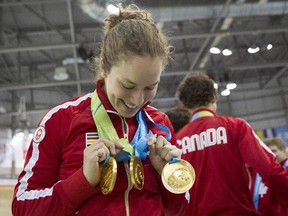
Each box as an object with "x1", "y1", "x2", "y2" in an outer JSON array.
[
  {"x1": 100, "y1": 157, "x2": 117, "y2": 195},
  {"x1": 130, "y1": 157, "x2": 144, "y2": 190},
  {"x1": 161, "y1": 159, "x2": 195, "y2": 194}
]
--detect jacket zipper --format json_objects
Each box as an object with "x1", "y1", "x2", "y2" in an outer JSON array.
[{"x1": 121, "y1": 117, "x2": 132, "y2": 216}]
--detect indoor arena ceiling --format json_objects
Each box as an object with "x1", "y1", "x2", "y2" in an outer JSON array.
[{"x1": 1, "y1": 0, "x2": 288, "y2": 132}]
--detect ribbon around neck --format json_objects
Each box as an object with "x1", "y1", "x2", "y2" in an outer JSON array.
[
  {"x1": 191, "y1": 110, "x2": 214, "y2": 121},
  {"x1": 91, "y1": 91, "x2": 134, "y2": 162},
  {"x1": 91, "y1": 90, "x2": 172, "y2": 162}
]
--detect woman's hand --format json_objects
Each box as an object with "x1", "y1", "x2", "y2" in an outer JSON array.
[
  {"x1": 83, "y1": 138, "x2": 124, "y2": 186},
  {"x1": 148, "y1": 136, "x2": 182, "y2": 175}
]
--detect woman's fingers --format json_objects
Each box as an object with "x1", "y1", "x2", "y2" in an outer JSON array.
[
  {"x1": 95, "y1": 138, "x2": 124, "y2": 156},
  {"x1": 86, "y1": 141, "x2": 108, "y2": 162},
  {"x1": 148, "y1": 136, "x2": 182, "y2": 162},
  {"x1": 95, "y1": 148, "x2": 106, "y2": 162}
]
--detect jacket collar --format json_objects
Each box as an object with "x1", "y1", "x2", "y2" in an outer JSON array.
[
  {"x1": 96, "y1": 79, "x2": 116, "y2": 112},
  {"x1": 191, "y1": 108, "x2": 216, "y2": 122}
]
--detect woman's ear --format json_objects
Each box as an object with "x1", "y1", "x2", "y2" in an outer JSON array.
[{"x1": 100, "y1": 71, "x2": 106, "y2": 79}]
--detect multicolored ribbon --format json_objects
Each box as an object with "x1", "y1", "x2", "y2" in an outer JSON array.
[
  {"x1": 91, "y1": 90, "x2": 171, "y2": 162},
  {"x1": 191, "y1": 110, "x2": 214, "y2": 121}
]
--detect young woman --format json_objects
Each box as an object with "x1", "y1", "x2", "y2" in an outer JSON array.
[{"x1": 12, "y1": 4, "x2": 187, "y2": 216}]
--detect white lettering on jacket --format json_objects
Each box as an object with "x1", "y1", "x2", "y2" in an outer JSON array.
[{"x1": 177, "y1": 127, "x2": 228, "y2": 154}]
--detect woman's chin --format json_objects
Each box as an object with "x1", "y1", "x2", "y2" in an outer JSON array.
[
  {"x1": 121, "y1": 111, "x2": 137, "y2": 118},
  {"x1": 118, "y1": 107, "x2": 138, "y2": 118}
]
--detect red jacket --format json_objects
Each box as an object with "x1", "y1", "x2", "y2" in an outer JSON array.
[
  {"x1": 176, "y1": 108, "x2": 288, "y2": 216},
  {"x1": 12, "y1": 80, "x2": 187, "y2": 216},
  {"x1": 250, "y1": 158, "x2": 288, "y2": 216}
]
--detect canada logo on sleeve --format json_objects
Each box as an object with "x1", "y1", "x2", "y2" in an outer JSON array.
[{"x1": 33, "y1": 126, "x2": 46, "y2": 143}]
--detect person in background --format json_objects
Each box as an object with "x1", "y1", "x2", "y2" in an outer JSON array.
[
  {"x1": 176, "y1": 72, "x2": 288, "y2": 216},
  {"x1": 12, "y1": 4, "x2": 187, "y2": 216},
  {"x1": 250, "y1": 137, "x2": 288, "y2": 215},
  {"x1": 264, "y1": 138, "x2": 288, "y2": 166},
  {"x1": 165, "y1": 105, "x2": 191, "y2": 133}
]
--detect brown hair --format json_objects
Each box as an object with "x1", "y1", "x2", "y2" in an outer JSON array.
[
  {"x1": 165, "y1": 105, "x2": 191, "y2": 133},
  {"x1": 263, "y1": 137, "x2": 287, "y2": 151},
  {"x1": 96, "y1": 4, "x2": 172, "y2": 79},
  {"x1": 177, "y1": 73, "x2": 217, "y2": 110}
]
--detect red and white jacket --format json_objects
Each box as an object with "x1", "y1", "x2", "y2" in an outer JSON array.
[
  {"x1": 12, "y1": 80, "x2": 187, "y2": 216},
  {"x1": 176, "y1": 108, "x2": 288, "y2": 216},
  {"x1": 250, "y1": 158, "x2": 288, "y2": 216}
]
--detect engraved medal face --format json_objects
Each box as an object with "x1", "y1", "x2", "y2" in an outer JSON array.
[
  {"x1": 161, "y1": 159, "x2": 195, "y2": 194},
  {"x1": 101, "y1": 157, "x2": 117, "y2": 195},
  {"x1": 130, "y1": 157, "x2": 144, "y2": 190}
]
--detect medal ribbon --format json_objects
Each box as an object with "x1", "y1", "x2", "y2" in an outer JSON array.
[
  {"x1": 144, "y1": 110, "x2": 171, "y2": 141},
  {"x1": 91, "y1": 90, "x2": 172, "y2": 162},
  {"x1": 91, "y1": 90, "x2": 134, "y2": 161},
  {"x1": 191, "y1": 110, "x2": 214, "y2": 121},
  {"x1": 131, "y1": 111, "x2": 148, "y2": 160},
  {"x1": 131, "y1": 111, "x2": 172, "y2": 159}
]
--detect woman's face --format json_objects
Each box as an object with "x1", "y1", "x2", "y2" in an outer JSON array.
[{"x1": 103, "y1": 55, "x2": 163, "y2": 118}]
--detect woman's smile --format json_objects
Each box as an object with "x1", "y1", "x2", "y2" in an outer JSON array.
[{"x1": 123, "y1": 100, "x2": 137, "y2": 109}]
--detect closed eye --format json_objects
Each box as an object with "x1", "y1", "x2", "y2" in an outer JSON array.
[
  {"x1": 122, "y1": 84, "x2": 134, "y2": 90},
  {"x1": 145, "y1": 83, "x2": 158, "y2": 91},
  {"x1": 145, "y1": 86, "x2": 156, "y2": 91}
]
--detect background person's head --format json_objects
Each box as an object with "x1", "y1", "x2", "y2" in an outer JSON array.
[
  {"x1": 263, "y1": 137, "x2": 287, "y2": 163},
  {"x1": 94, "y1": 4, "x2": 173, "y2": 118},
  {"x1": 165, "y1": 106, "x2": 191, "y2": 133},
  {"x1": 177, "y1": 73, "x2": 218, "y2": 111}
]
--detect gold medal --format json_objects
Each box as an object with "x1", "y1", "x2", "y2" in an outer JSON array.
[
  {"x1": 130, "y1": 156, "x2": 144, "y2": 190},
  {"x1": 100, "y1": 157, "x2": 117, "y2": 195},
  {"x1": 161, "y1": 159, "x2": 195, "y2": 194}
]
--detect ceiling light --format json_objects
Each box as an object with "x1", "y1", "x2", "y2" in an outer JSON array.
[
  {"x1": 62, "y1": 57, "x2": 86, "y2": 66},
  {"x1": 53, "y1": 67, "x2": 69, "y2": 81},
  {"x1": 247, "y1": 47, "x2": 260, "y2": 54},
  {"x1": 222, "y1": 49, "x2": 232, "y2": 56},
  {"x1": 221, "y1": 89, "x2": 230, "y2": 96},
  {"x1": 214, "y1": 83, "x2": 219, "y2": 90},
  {"x1": 226, "y1": 83, "x2": 237, "y2": 90},
  {"x1": 107, "y1": 4, "x2": 119, "y2": 14},
  {"x1": 267, "y1": 44, "x2": 273, "y2": 50},
  {"x1": 210, "y1": 47, "x2": 221, "y2": 54},
  {"x1": 222, "y1": 73, "x2": 237, "y2": 90}
]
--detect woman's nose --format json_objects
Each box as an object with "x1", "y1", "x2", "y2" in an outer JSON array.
[{"x1": 129, "y1": 90, "x2": 144, "y2": 107}]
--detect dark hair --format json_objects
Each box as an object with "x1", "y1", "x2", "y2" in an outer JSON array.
[
  {"x1": 178, "y1": 73, "x2": 217, "y2": 110},
  {"x1": 165, "y1": 106, "x2": 191, "y2": 133},
  {"x1": 96, "y1": 4, "x2": 172, "y2": 79}
]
